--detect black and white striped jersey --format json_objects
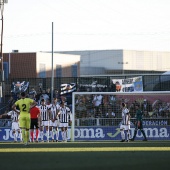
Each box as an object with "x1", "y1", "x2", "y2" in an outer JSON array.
[
  {"x1": 38, "y1": 105, "x2": 51, "y2": 121},
  {"x1": 58, "y1": 106, "x2": 72, "y2": 123},
  {"x1": 7, "y1": 110, "x2": 19, "y2": 122},
  {"x1": 122, "y1": 108, "x2": 130, "y2": 125},
  {"x1": 50, "y1": 104, "x2": 60, "y2": 120}
]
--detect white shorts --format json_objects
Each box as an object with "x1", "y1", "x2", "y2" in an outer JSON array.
[
  {"x1": 41, "y1": 121, "x2": 49, "y2": 127},
  {"x1": 120, "y1": 124, "x2": 130, "y2": 131},
  {"x1": 12, "y1": 122, "x2": 20, "y2": 131},
  {"x1": 50, "y1": 120, "x2": 60, "y2": 127},
  {"x1": 59, "y1": 123, "x2": 68, "y2": 128}
]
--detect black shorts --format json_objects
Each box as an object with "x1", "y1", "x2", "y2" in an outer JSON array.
[{"x1": 30, "y1": 118, "x2": 39, "y2": 129}]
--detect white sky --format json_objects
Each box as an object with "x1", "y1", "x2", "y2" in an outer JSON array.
[{"x1": 2, "y1": 0, "x2": 170, "y2": 52}]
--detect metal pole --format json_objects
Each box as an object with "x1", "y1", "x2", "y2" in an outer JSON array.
[
  {"x1": 0, "y1": 1, "x2": 4, "y2": 80},
  {"x1": 0, "y1": 1, "x2": 4, "y2": 102},
  {"x1": 51, "y1": 22, "x2": 54, "y2": 102}
]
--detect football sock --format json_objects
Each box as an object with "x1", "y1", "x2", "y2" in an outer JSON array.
[
  {"x1": 120, "y1": 131, "x2": 125, "y2": 140},
  {"x1": 13, "y1": 132, "x2": 17, "y2": 141},
  {"x1": 141, "y1": 129, "x2": 147, "y2": 139},
  {"x1": 46, "y1": 131, "x2": 49, "y2": 141},
  {"x1": 30, "y1": 131, "x2": 34, "y2": 141},
  {"x1": 40, "y1": 131, "x2": 43, "y2": 140},
  {"x1": 51, "y1": 130, "x2": 54, "y2": 139},
  {"x1": 56, "y1": 130, "x2": 59, "y2": 140},
  {"x1": 36, "y1": 129, "x2": 39, "y2": 140},
  {"x1": 127, "y1": 131, "x2": 130, "y2": 140},
  {"x1": 62, "y1": 131, "x2": 65, "y2": 141},
  {"x1": 133, "y1": 130, "x2": 137, "y2": 139},
  {"x1": 18, "y1": 132, "x2": 22, "y2": 141},
  {"x1": 22, "y1": 129, "x2": 26, "y2": 143},
  {"x1": 65, "y1": 130, "x2": 68, "y2": 141},
  {"x1": 25, "y1": 130, "x2": 29, "y2": 142}
]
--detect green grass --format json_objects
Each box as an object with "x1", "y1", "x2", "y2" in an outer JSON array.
[{"x1": 0, "y1": 141, "x2": 170, "y2": 170}]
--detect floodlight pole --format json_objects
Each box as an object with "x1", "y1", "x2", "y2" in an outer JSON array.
[
  {"x1": 0, "y1": 0, "x2": 8, "y2": 101},
  {"x1": 51, "y1": 22, "x2": 54, "y2": 103},
  {"x1": 0, "y1": 1, "x2": 4, "y2": 82}
]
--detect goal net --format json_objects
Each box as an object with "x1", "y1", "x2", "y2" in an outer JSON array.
[{"x1": 70, "y1": 92, "x2": 170, "y2": 142}]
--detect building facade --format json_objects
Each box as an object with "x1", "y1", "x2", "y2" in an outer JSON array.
[
  {"x1": 1, "y1": 49, "x2": 170, "y2": 80},
  {"x1": 2, "y1": 52, "x2": 80, "y2": 79},
  {"x1": 57, "y1": 49, "x2": 170, "y2": 75}
]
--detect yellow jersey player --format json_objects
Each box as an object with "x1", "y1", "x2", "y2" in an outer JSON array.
[{"x1": 12, "y1": 92, "x2": 37, "y2": 146}]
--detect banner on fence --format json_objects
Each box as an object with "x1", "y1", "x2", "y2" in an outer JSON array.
[
  {"x1": 112, "y1": 76, "x2": 143, "y2": 92},
  {"x1": 0, "y1": 126, "x2": 169, "y2": 141}
]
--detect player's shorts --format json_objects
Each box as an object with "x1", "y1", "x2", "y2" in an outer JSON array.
[
  {"x1": 11, "y1": 122, "x2": 20, "y2": 131},
  {"x1": 19, "y1": 113, "x2": 30, "y2": 129},
  {"x1": 50, "y1": 120, "x2": 60, "y2": 127},
  {"x1": 30, "y1": 118, "x2": 39, "y2": 129},
  {"x1": 41, "y1": 120, "x2": 49, "y2": 127},
  {"x1": 59, "y1": 122, "x2": 68, "y2": 128},
  {"x1": 120, "y1": 124, "x2": 130, "y2": 131}
]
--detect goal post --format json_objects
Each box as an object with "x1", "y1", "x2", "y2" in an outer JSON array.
[{"x1": 71, "y1": 92, "x2": 170, "y2": 142}]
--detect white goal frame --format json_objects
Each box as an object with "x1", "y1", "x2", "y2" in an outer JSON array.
[{"x1": 71, "y1": 91, "x2": 170, "y2": 142}]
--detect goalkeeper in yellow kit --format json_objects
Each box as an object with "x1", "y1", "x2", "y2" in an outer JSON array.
[{"x1": 12, "y1": 92, "x2": 37, "y2": 145}]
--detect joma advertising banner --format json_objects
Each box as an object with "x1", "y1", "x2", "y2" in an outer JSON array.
[{"x1": 0, "y1": 126, "x2": 169, "y2": 141}]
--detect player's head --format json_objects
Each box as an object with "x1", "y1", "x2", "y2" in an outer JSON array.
[
  {"x1": 41, "y1": 98, "x2": 45, "y2": 105},
  {"x1": 122, "y1": 102, "x2": 126, "y2": 108},
  {"x1": 60, "y1": 101, "x2": 65, "y2": 108},
  {"x1": 20, "y1": 92, "x2": 26, "y2": 98},
  {"x1": 53, "y1": 97, "x2": 57, "y2": 103}
]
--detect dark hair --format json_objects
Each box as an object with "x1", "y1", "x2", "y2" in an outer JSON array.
[
  {"x1": 122, "y1": 102, "x2": 126, "y2": 107},
  {"x1": 21, "y1": 92, "x2": 26, "y2": 97},
  {"x1": 41, "y1": 99, "x2": 45, "y2": 102}
]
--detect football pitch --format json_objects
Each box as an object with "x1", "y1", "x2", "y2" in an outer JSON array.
[{"x1": 0, "y1": 141, "x2": 170, "y2": 170}]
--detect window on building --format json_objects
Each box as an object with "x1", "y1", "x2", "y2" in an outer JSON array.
[
  {"x1": 3, "y1": 62, "x2": 9, "y2": 80},
  {"x1": 39, "y1": 63, "x2": 46, "y2": 78},
  {"x1": 56, "y1": 64, "x2": 62, "y2": 77},
  {"x1": 72, "y1": 64, "x2": 77, "y2": 77}
]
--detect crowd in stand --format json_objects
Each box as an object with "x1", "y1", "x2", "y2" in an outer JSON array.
[
  {"x1": 75, "y1": 94, "x2": 170, "y2": 120},
  {"x1": 1, "y1": 83, "x2": 170, "y2": 127}
]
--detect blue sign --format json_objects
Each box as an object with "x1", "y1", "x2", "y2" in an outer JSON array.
[{"x1": 0, "y1": 126, "x2": 169, "y2": 141}]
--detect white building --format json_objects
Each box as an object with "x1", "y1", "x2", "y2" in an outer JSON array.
[{"x1": 57, "y1": 49, "x2": 170, "y2": 76}]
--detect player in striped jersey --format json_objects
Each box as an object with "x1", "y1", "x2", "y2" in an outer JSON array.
[
  {"x1": 0, "y1": 110, "x2": 22, "y2": 142},
  {"x1": 49, "y1": 98, "x2": 60, "y2": 142},
  {"x1": 120, "y1": 102, "x2": 131, "y2": 142},
  {"x1": 38, "y1": 99, "x2": 51, "y2": 142},
  {"x1": 58, "y1": 102, "x2": 72, "y2": 142}
]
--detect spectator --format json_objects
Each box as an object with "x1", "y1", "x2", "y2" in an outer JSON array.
[
  {"x1": 109, "y1": 95, "x2": 116, "y2": 105},
  {"x1": 129, "y1": 103, "x2": 136, "y2": 118},
  {"x1": 105, "y1": 108, "x2": 116, "y2": 126},
  {"x1": 86, "y1": 112, "x2": 95, "y2": 126},
  {"x1": 46, "y1": 87, "x2": 51, "y2": 98},
  {"x1": 93, "y1": 94, "x2": 103, "y2": 117},
  {"x1": 84, "y1": 95, "x2": 94, "y2": 114},
  {"x1": 141, "y1": 99, "x2": 152, "y2": 117},
  {"x1": 7, "y1": 96, "x2": 16, "y2": 111},
  {"x1": 39, "y1": 89, "x2": 50, "y2": 103},
  {"x1": 76, "y1": 101, "x2": 87, "y2": 118},
  {"x1": 108, "y1": 82, "x2": 116, "y2": 92}
]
